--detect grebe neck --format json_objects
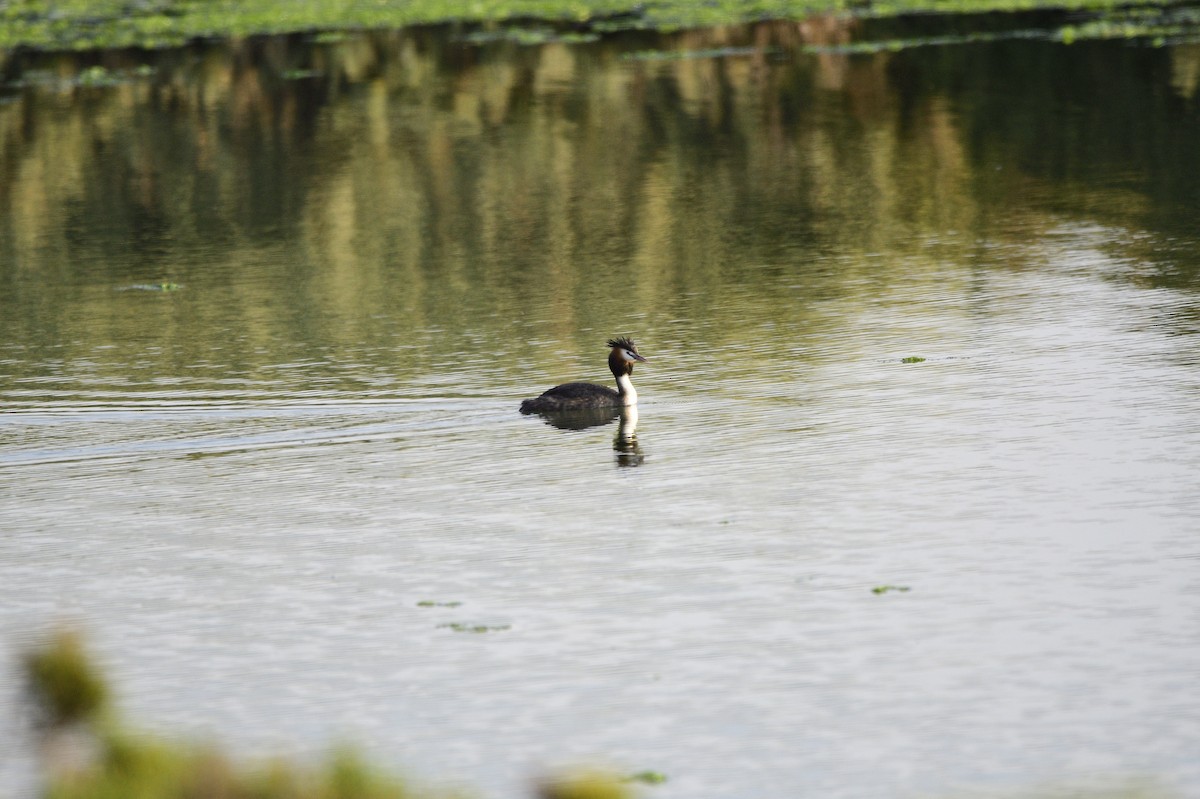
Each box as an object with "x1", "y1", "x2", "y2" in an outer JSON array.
[{"x1": 616, "y1": 372, "x2": 637, "y2": 406}]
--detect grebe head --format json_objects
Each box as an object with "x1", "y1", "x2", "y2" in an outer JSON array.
[{"x1": 607, "y1": 337, "x2": 648, "y2": 379}]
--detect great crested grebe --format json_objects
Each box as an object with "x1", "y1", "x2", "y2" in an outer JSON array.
[{"x1": 519, "y1": 337, "x2": 649, "y2": 414}]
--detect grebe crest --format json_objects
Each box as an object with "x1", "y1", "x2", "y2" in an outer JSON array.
[{"x1": 519, "y1": 337, "x2": 649, "y2": 414}]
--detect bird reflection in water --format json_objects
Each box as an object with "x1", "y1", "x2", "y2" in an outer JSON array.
[
  {"x1": 613, "y1": 406, "x2": 643, "y2": 467},
  {"x1": 527, "y1": 406, "x2": 619, "y2": 430},
  {"x1": 523, "y1": 406, "x2": 644, "y2": 467}
]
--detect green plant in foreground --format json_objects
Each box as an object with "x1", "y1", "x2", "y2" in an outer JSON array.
[
  {"x1": 45, "y1": 738, "x2": 413, "y2": 799},
  {"x1": 24, "y1": 629, "x2": 109, "y2": 728},
  {"x1": 19, "y1": 628, "x2": 1175, "y2": 799},
  {"x1": 25, "y1": 630, "x2": 415, "y2": 799},
  {"x1": 21, "y1": 630, "x2": 643, "y2": 799}
]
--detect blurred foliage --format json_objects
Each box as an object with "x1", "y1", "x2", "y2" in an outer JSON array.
[
  {"x1": 538, "y1": 772, "x2": 632, "y2": 799},
  {"x1": 25, "y1": 631, "x2": 421, "y2": 799},
  {"x1": 24, "y1": 630, "x2": 110, "y2": 728},
  {"x1": 19, "y1": 629, "x2": 1177, "y2": 799},
  {"x1": 1, "y1": 0, "x2": 1200, "y2": 52},
  {"x1": 46, "y1": 742, "x2": 415, "y2": 799}
]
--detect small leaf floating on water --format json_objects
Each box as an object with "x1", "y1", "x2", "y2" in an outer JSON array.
[
  {"x1": 872, "y1": 585, "x2": 911, "y2": 595},
  {"x1": 624, "y1": 770, "x2": 668, "y2": 785},
  {"x1": 438, "y1": 622, "x2": 510, "y2": 633},
  {"x1": 416, "y1": 600, "x2": 462, "y2": 607},
  {"x1": 901, "y1": 356, "x2": 926, "y2": 363}
]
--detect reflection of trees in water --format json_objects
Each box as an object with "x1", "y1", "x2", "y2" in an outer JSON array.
[{"x1": 1, "y1": 22, "x2": 1197, "y2": 369}]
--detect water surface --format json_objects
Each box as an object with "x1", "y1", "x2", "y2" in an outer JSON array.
[{"x1": 2, "y1": 21, "x2": 1200, "y2": 799}]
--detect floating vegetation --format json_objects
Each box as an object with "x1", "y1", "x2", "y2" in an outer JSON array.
[
  {"x1": 309, "y1": 30, "x2": 351, "y2": 43},
  {"x1": 5, "y1": 63, "x2": 156, "y2": 91},
  {"x1": 624, "y1": 770, "x2": 668, "y2": 785},
  {"x1": 1056, "y1": 4, "x2": 1200, "y2": 44},
  {"x1": 75, "y1": 65, "x2": 123, "y2": 87},
  {"x1": 622, "y1": 46, "x2": 771, "y2": 60},
  {"x1": 872, "y1": 585, "x2": 911, "y2": 594},
  {"x1": 3, "y1": 0, "x2": 1198, "y2": 52},
  {"x1": 437, "y1": 622, "x2": 510, "y2": 633},
  {"x1": 901, "y1": 356, "x2": 926, "y2": 363},
  {"x1": 802, "y1": 4, "x2": 1200, "y2": 53},
  {"x1": 461, "y1": 26, "x2": 600, "y2": 45},
  {"x1": 416, "y1": 600, "x2": 462, "y2": 608}
]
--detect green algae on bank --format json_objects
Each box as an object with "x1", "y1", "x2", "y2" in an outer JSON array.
[{"x1": 3, "y1": 0, "x2": 1200, "y2": 52}]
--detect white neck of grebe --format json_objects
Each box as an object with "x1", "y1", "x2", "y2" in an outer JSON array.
[{"x1": 616, "y1": 373, "x2": 637, "y2": 406}]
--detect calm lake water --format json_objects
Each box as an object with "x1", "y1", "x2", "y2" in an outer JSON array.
[{"x1": 3, "y1": 17, "x2": 1200, "y2": 799}]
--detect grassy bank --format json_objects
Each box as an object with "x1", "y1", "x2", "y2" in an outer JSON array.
[{"x1": 1, "y1": 0, "x2": 1197, "y2": 52}]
